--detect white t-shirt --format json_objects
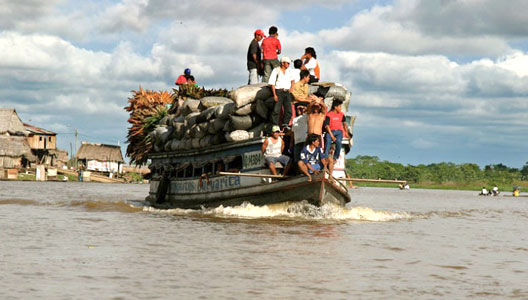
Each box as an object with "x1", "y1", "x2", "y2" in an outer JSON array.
[
  {"x1": 268, "y1": 67, "x2": 294, "y2": 90},
  {"x1": 304, "y1": 57, "x2": 317, "y2": 77},
  {"x1": 292, "y1": 114, "x2": 307, "y2": 144},
  {"x1": 291, "y1": 69, "x2": 301, "y2": 82}
]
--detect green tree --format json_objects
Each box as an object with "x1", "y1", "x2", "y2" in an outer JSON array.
[{"x1": 521, "y1": 162, "x2": 528, "y2": 180}]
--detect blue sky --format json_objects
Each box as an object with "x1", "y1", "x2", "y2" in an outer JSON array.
[{"x1": 1, "y1": 0, "x2": 527, "y2": 168}]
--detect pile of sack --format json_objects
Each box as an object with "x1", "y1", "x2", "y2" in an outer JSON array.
[{"x1": 150, "y1": 82, "x2": 351, "y2": 153}]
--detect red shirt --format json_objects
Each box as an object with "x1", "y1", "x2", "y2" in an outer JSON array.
[
  {"x1": 261, "y1": 36, "x2": 281, "y2": 60},
  {"x1": 175, "y1": 75, "x2": 187, "y2": 84},
  {"x1": 325, "y1": 110, "x2": 345, "y2": 132}
]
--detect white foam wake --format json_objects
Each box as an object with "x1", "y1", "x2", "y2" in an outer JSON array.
[{"x1": 143, "y1": 201, "x2": 411, "y2": 222}]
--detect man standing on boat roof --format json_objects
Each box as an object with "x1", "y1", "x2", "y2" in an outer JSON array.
[
  {"x1": 268, "y1": 56, "x2": 295, "y2": 130},
  {"x1": 261, "y1": 26, "x2": 281, "y2": 83},
  {"x1": 298, "y1": 133, "x2": 329, "y2": 182},
  {"x1": 262, "y1": 125, "x2": 293, "y2": 177},
  {"x1": 247, "y1": 29, "x2": 265, "y2": 84}
]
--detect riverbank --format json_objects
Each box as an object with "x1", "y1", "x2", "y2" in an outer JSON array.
[
  {"x1": 353, "y1": 180, "x2": 528, "y2": 193},
  {"x1": 3, "y1": 171, "x2": 146, "y2": 183}
]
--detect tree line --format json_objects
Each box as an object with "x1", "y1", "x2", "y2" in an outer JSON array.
[{"x1": 345, "y1": 155, "x2": 528, "y2": 184}]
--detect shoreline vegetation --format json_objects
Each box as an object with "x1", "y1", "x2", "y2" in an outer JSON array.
[
  {"x1": 4, "y1": 155, "x2": 527, "y2": 192},
  {"x1": 346, "y1": 155, "x2": 528, "y2": 192}
]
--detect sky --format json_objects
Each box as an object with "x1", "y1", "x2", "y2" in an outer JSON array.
[{"x1": 1, "y1": 0, "x2": 527, "y2": 168}]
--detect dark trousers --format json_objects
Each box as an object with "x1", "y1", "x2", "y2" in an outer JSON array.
[
  {"x1": 308, "y1": 75, "x2": 319, "y2": 84},
  {"x1": 272, "y1": 90, "x2": 292, "y2": 127}
]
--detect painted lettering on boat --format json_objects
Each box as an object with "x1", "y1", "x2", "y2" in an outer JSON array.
[
  {"x1": 243, "y1": 151, "x2": 264, "y2": 170},
  {"x1": 173, "y1": 176, "x2": 241, "y2": 193}
]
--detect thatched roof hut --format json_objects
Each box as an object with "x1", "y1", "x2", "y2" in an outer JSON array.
[
  {"x1": 49, "y1": 149, "x2": 69, "y2": 162},
  {"x1": 76, "y1": 142, "x2": 124, "y2": 163},
  {"x1": 0, "y1": 108, "x2": 28, "y2": 136},
  {"x1": 0, "y1": 136, "x2": 36, "y2": 168}
]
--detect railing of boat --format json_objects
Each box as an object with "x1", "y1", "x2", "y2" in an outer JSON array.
[{"x1": 324, "y1": 172, "x2": 349, "y2": 192}]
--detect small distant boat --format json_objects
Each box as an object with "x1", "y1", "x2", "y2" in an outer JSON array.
[{"x1": 146, "y1": 138, "x2": 350, "y2": 209}]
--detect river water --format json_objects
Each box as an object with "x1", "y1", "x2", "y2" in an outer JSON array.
[{"x1": 1, "y1": 181, "x2": 526, "y2": 299}]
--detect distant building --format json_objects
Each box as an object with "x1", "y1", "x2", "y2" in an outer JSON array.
[
  {"x1": 23, "y1": 123, "x2": 68, "y2": 166},
  {"x1": 24, "y1": 123, "x2": 57, "y2": 150},
  {"x1": 0, "y1": 108, "x2": 36, "y2": 168},
  {"x1": 76, "y1": 142, "x2": 124, "y2": 173}
]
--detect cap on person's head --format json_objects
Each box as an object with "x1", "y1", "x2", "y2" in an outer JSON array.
[
  {"x1": 281, "y1": 57, "x2": 291, "y2": 64},
  {"x1": 254, "y1": 29, "x2": 266, "y2": 37},
  {"x1": 184, "y1": 68, "x2": 191, "y2": 75},
  {"x1": 272, "y1": 125, "x2": 281, "y2": 133}
]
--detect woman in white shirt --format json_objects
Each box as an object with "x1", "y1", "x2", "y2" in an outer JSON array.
[{"x1": 301, "y1": 47, "x2": 320, "y2": 83}]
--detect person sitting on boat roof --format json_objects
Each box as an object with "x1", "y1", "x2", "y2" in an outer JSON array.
[
  {"x1": 262, "y1": 125, "x2": 293, "y2": 176},
  {"x1": 187, "y1": 75, "x2": 198, "y2": 88},
  {"x1": 175, "y1": 68, "x2": 192, "y2": 85},
  {"x1": 298, "y1": 133, "x2": 329, "y2": 182},
  {"x1": 300, "y1": 47, "x2": 320, "y2": 83},
  {"x1": 292, "y1": 70, "x2": 323, "y2": 110}
]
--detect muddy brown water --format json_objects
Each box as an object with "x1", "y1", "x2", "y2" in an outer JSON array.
[{"x1": 1, "y1": 181, "x2": 527, "y2": 299}]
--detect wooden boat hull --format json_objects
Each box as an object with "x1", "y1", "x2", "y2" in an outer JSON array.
[{"x1": 147, "y1": 172, "x2": 350, "y2": 209}]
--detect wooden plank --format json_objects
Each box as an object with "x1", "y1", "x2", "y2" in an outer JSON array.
[
  {"x1": 338, "y1": 178, "x2": 407, "y2": 184},
  {"x1": 218, "y1": 171, "x2": 288, "y2": 179}
]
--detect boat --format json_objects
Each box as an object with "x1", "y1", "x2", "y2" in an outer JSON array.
[{"x1": 146, "y1": 137, "x2": 351, "y2": 209}]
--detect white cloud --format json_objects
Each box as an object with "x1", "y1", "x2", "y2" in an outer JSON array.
[
  {"x1": 318, "y1": 1, "x2": 515, "y2": 56},
  {"x1": 391, "y1": 0, "x2": 528, "y2": 37},
  {"x1": 0, "y1": 0, "x2": 62, "y2": 29}
]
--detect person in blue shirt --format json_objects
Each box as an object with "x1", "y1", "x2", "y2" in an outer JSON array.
[{"x1": 297, "y1": 133, "x2": 329, "y2": 181}]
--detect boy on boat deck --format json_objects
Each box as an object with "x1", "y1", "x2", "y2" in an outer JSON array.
[
  {"x1": 324, "y1": 100, "x2": 349, "y2": 176},
  {"x1": 298, "y1": 133, "x2": 329, "y2": 182},
  {"x1": 262, "y1": 125, "x2": 293, "y2": 176}
]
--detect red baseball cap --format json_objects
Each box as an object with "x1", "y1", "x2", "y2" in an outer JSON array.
[{"x1": 254, "y1": 29, "x2": 266, "y2": 37}]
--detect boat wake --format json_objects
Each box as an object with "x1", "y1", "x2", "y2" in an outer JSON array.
[
  {"x1": 0, "y1": 198, "x2": 410, "y2": 221},
  {"x1": 142, "y1": 201, "x2": 411, "y2": 222}
]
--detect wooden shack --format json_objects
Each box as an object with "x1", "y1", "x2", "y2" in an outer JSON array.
[
  {"x1": 76, "y1": 142, "x2": 124, "y2": 173},
  {"x1": 23, "y1": 123, "x2": 68, "y2": 166},
  {"x1": 24, "y1": 123, "x2": 57, "y2": 150},
  {"x1": 0, "y1": 108, "x2": 36, "y2": 169}
]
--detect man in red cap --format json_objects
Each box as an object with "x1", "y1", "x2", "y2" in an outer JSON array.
[
  {"x1": 247, "y1": 29, "x2": 265, "y2": 84},
  {"x1": 261, "y1": 26, "x2": 281, "y2": 83}
]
